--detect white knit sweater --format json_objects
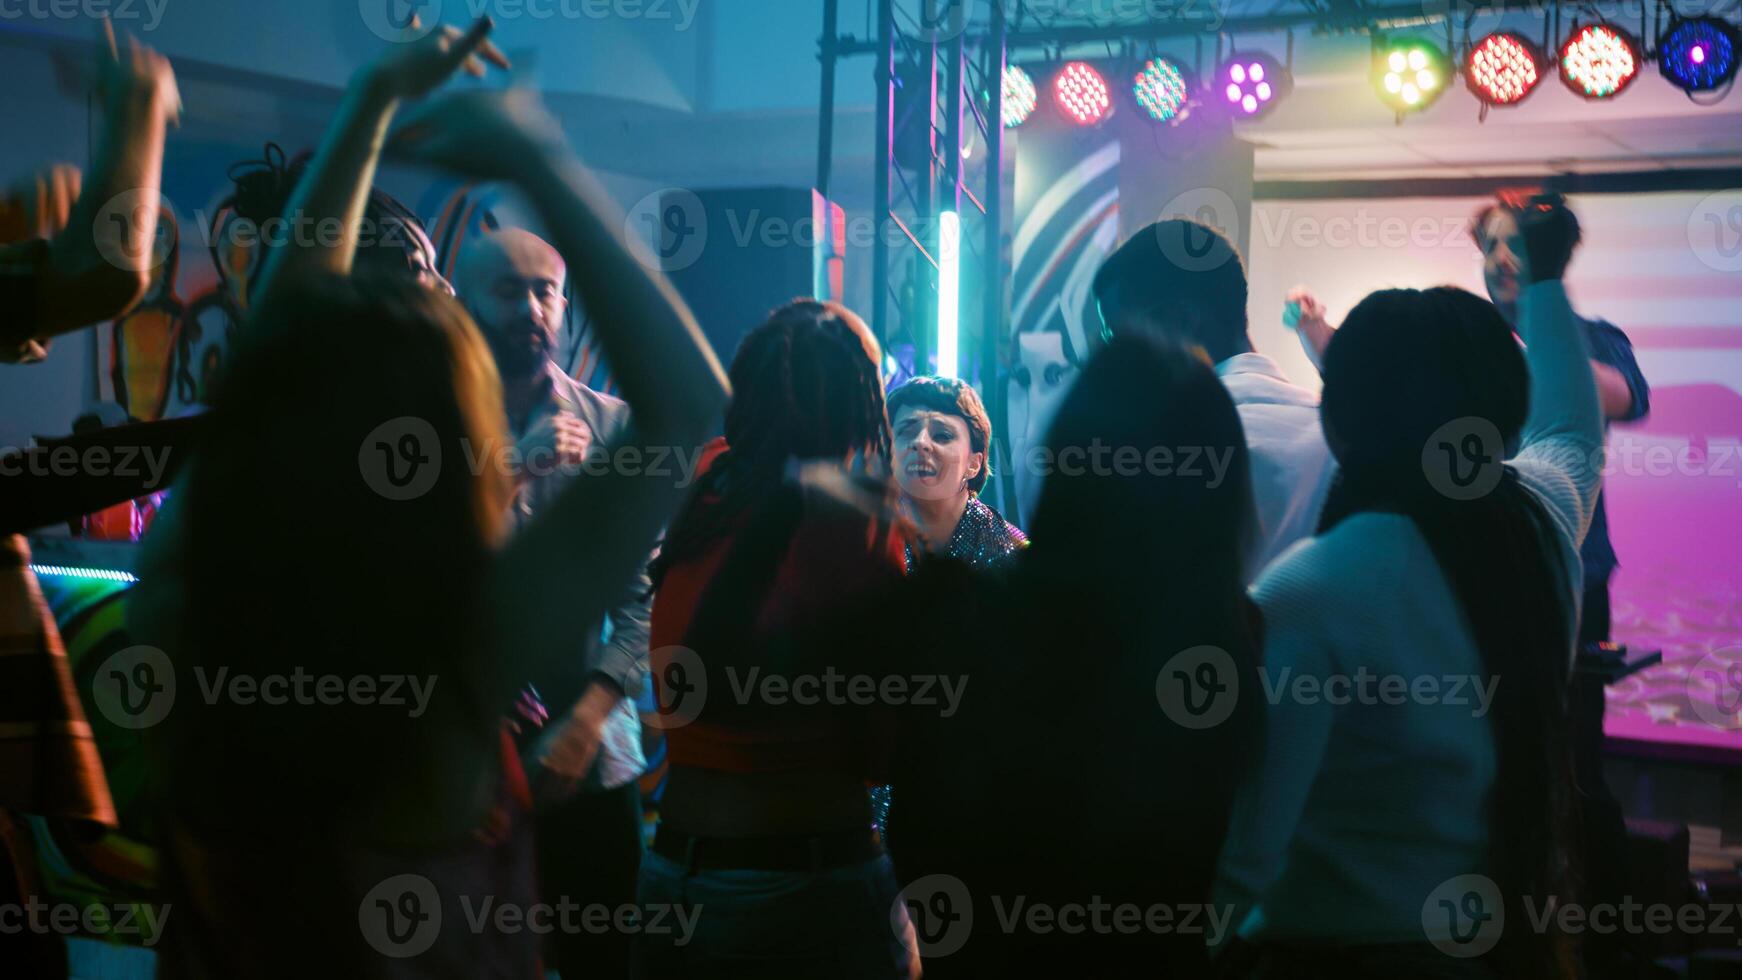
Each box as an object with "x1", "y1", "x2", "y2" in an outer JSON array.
[{"x1": 1215, "y1": 281, "x2": 1605, "y2": 945}]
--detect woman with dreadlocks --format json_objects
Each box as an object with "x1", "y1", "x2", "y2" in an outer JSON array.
[
  {"x1": 636, "y1": 298, "x2": 915, "y2": 979},
  {"x1": 209, "y1": 139, "x2": 454, "y2": 313}
]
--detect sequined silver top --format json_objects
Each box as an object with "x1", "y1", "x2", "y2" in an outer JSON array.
[{"x1": 903, "y1": 496, "x2": 1028, "y2": 574}]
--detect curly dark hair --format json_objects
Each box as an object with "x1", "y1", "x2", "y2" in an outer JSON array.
[{"x1": 649, "y1": 299, "x2": 891, "y2": 590}]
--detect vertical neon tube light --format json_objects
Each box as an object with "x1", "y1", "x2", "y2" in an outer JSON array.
[{"x1": 937, "y1": 210, "x2": 960, "y2": 379}]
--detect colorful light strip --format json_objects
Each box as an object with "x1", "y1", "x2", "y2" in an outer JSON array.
[
  {"x1": 29, "y1": 564, "x2": 138, "y2": 584},
  {"x1": 937, "y1": 211, "x2": 960, "y2": 380}
]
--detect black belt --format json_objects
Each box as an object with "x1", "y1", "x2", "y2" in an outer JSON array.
[{"x1": 652, "y1": 827, "x2": 883, "y2": 872}]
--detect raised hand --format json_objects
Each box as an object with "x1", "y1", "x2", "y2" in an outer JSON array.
[
  {"x1": 1, "y1": 165, "x2": 81, "y2": 242},
  {"x1": 1507, "y1": 192, "x2": 1579, "y2": 285},
  {"x1": 514, "y1": 411, "x2": 592, "y2": 482},
  {"x1": 365, "y1": 17, "x2": 510, "y2": 102},
  {"x1": 95, "y1": 19, "x2": 181, "y2": 125},
  {"x1": 527, "y1": 684, "x2": 618, "y2": 801},
  {"x1": 1283, "y1": 286, "x2": 1336, "y2": 364},
  {"x1": 386, "y1": 87, "x2": 568, "y2": 182}
]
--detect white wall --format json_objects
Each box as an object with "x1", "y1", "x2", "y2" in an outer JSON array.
[
  {"x1": 1245, "y1": 193, "x2": 1742, "y2": 398},
  {"x1": 1245, "y1": 192, "x2": 1742, "y2": 698}
]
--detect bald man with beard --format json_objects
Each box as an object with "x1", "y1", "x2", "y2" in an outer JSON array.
[{"x1": 455, "y1": 226, "x2": 653, "y2": 977}]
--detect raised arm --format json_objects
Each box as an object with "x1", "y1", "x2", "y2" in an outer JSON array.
[
  {"x1": 1283, "y1": 286, "x2": 1335, "y2": 375},
  {"x1": 250, "y1": 18, "x2": 506, "y2": 310},
  {"x1": 8, "y1": 24, "x2": 178, "y2": 351},
  {"x1": 1508, "y1": 196, "x2": 1603, "y2": 545},
  {"x1": 385, "y1": 88, "x2": 730, "y2": 697}
]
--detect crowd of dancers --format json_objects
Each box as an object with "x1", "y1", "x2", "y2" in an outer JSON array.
[{"x1": 0, "y1": 16, "x2": 1655, "y2": 980}]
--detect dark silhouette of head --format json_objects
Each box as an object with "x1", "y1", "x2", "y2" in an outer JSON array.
[
  {"x1": 1029, "y1": 331, "x2": 1254, "y2": 602},
  {"x1": 1319, "y1": 286, "x2": 1529, "y2": 475},
  {"x1": 1092, "y1": 218, "x2": 1251, "y2": 365},
  {"x1": 1470, "y1": 190, "x2": 1583, "y2": 322}
]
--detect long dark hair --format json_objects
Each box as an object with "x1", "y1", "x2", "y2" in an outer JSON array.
[
  {"x1": 1029, "y1": 333, "x2": 1254, "y2": 606},
  {"x1": 1318, "y1": 287, "x2": 1579, "y2": 978},
  {"x1": 649, "y1": 299, "x2": 891, "y2": 589},
  {"x1": 168, "y1": 274, "x2": 512, "y2": 827},
  {"x1": 1018, "y1": 333, "x2": 1262, "y2": 905}
]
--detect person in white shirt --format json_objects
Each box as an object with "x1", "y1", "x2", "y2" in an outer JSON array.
[
  {"x1": 1213, "y1": 194, "x2": 1602, "y2": 979},
  {"x1": 1091, "y1": 218, "x2": 1335, "y2": 577}
]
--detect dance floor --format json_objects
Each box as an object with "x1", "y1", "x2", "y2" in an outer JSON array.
[
  {"x1": 1608, "y1": 558, "x2": 1742, "y2": 759},
  {"x1": 1603, "y1": 384, "x2": 1742, "y2": 761}
]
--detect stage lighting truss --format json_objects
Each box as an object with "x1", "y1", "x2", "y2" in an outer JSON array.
[
  {"x1": 1054, "y1": 61, "x2": 1114, "y2": 126},
  {"x1": 1003, "y1": 65, "x2": 1039, "y2": 128},
  {"x1": 1375, "y1": 38, "x2": 1451, "y2": 114},
  {"x1": 1559, "y1": 23, "x2": 1641, "y2": 100},
  {"x1": 1134, "y1": 57, "x2": 1192, "y2": 122},
  {"x1": 1218, "y1": 53, "x2": 1290, "y2": 120},
  {"x1": 1466, "y1": 32, "x2": 1544, "y2": 107},
  {"x1": 1658, "y1": 16, "x2": 1740, "y2": 96}
]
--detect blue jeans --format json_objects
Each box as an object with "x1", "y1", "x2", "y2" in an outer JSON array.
[{"x1": 632, "y1": 849, "x2": 915, "y2": 980}]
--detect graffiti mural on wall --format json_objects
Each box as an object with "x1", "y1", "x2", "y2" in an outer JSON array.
[{"x1": 96, "y1": 146, "x2": 620, "y2": 425}]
